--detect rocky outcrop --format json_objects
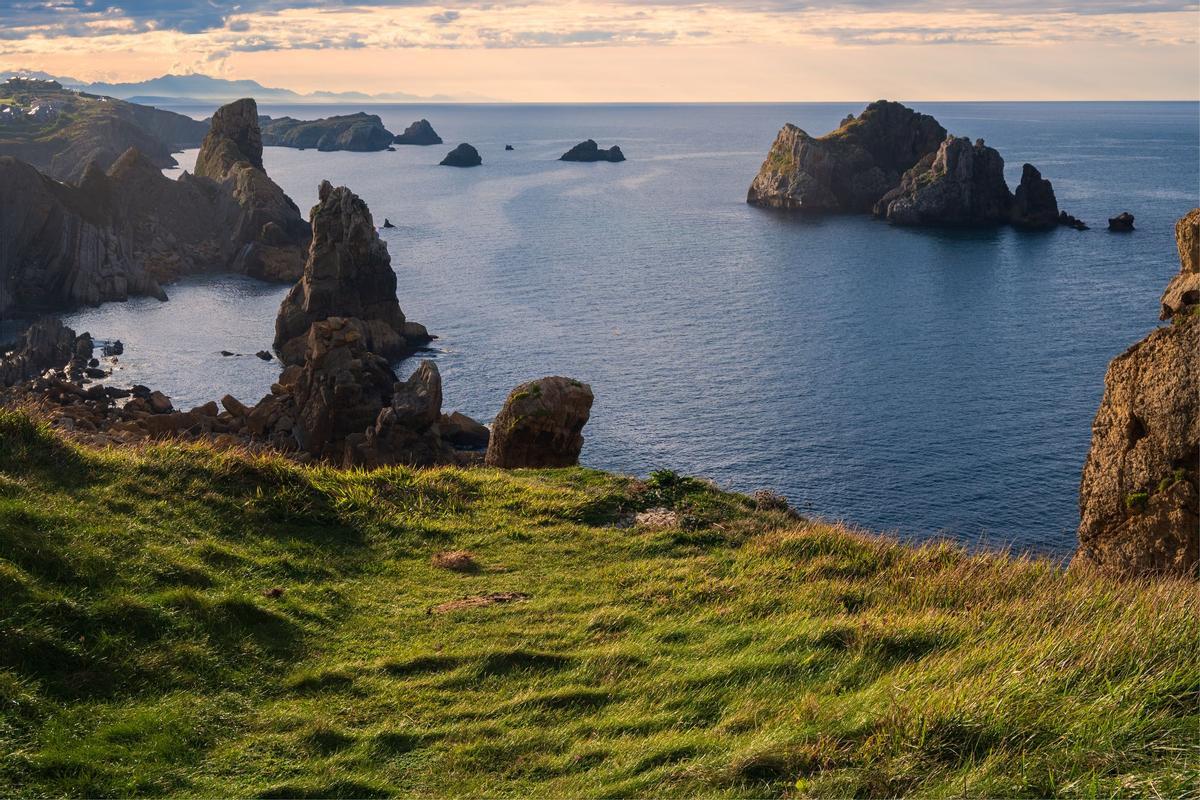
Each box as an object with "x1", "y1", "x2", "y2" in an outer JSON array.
[
  {"x1": 260, "y1": 112, "x2": 395, "y2": 151},
  {"x1": 560, "y1": 140, "x2": 625, "y2": 163},
  {"x1": 1160, "y1": 208, "x2": 1200, "y2": 320},
  {"x1": 747, "y1": 100, "x2": 946, "y2": 213},
  {"x1": 194, "y1": 98, "x2": 309, "y2": 282},
  {"x1": 1075, "y1": 209, "x2": 1200, "y2": 578},
  {"x1": 874, "y1": 137, "x2": 1013, "y2": 226},
  {"x1": 1010, "y1": 164, "x2": 1060, "y2": 230},
  {"x1": 394, "y1": 119, "x2": 443, "y2": 146},
  {"x1": 0, "y1": 318, "x2": 90, "y2": 387},
  {"x1": 0, "y1": 77, "x2": 208, "y2": 183},
  {"x1": 274, "y1": 181, "x2": 430, "y2": 365},
  {"x1": 0, "y1": 99, "x2": 313, "y2": 316},
  {"x1": 440, "y1": 143, "x2": 481, "y2": 167},
  {"x1": 1108, "y1": 212, "x2": 1135, "y2": 232},
  {"x1": 485, "y1": 377, "x2": 593, "y2": 468}
]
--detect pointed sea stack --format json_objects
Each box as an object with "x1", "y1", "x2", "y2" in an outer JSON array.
[
  {"x1": 1010, "y1": 163, "x2": 1060, "y2": 230},
  {"x1": 1074, "y1": 208, "x2": 1199, "y2": 577},
  {"x1": 274, "y1": 180, "x2": 430, "y2": 365},
  {"x1": 194, "y1": 98, "x2": 310, "y2": 282}
]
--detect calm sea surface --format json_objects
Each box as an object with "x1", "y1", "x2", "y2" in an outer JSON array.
[{"x1": 60, "y1": 102, "x2": 1198, "y2": 556}]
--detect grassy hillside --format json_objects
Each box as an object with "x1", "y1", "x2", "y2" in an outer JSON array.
[{"x1": 0, "y1": 408, "x2": 1195, "y2": 798}]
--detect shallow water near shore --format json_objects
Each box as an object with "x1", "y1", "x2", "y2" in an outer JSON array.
[{"x1": 61, "y1": 101, "x2": 1198, "y2": 556}]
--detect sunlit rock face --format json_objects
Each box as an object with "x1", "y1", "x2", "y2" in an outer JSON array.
[{"x1": 1075, "y1": 208, "x2": 1200, "y2": 578}]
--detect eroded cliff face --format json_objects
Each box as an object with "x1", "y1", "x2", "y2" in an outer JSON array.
[
  {"x1": 874, "y1": 137, "x2": 1013, "y2": 226},
  {"x1": 274, "y1": 181, "x2": 428, "y2": 365},
  {"x1": 0, "y1": 98, "x2": 310, "y2": 315},
  {"x1": 1160, "y1": 208, "x2": 1200, "y2": 320},
  {"x1": 746, "y1": 101, "x2": 947, "y2": 213},
  {"x1": 1075, "y1": 209, "x2": 1200, "y2": 578},
  {"x1": 193, "y1": 98, "x2": 309, "y2": 282}
]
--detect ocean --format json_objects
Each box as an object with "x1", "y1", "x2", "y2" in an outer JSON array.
[{"x1": 60, "y1": 101, "x2": 1199, "y2": 556}]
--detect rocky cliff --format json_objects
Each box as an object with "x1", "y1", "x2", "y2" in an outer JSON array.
[
  {"x1": 1160, "y1": 208, "x2": 1199, "y2": 320},
  {"x1": 0, "y1": 78, "x2": 208, "y2": 183},
  {"x1": 0, "y1": 98, "x2": 310, "y2": 315},
  {"x1": 746, "y1": 101, "x2": 946, "y2": 213},
  {"x1": 274, "y1": 181, "x2": 429, "y2": 365},
  {"x1": 485, "y1": 377, "x2": 594, "y2": 468},
  {"x1": 874, "y1": 137, "x2": 1013, "y2": 226},
  {"x1": 260, "y1": 112, "x2": 395, "y2": 151},
  {"x1": 1075, "y1": 209, "x2": 1199, "y2": 577}
]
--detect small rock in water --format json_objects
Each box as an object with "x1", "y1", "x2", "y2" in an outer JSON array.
[
  {"x1": 148, "y1": 391, "x2": 173, "y2": 414},
  {"x1": 1059, "y1": 211, "x2": 1089, "y2": 230},
  {"x1": 102, "y1": 340, "x2": 123, "y2": 356},
  {"x1": 440, "y1": 143, "x2": 482, "y2": 167},
  {"x1": 220, "y1": 350, "x2": 235, "y2": 357},
  {"x1": 255, "y1": 350, "x2": 273, "y2": 362},
  {"x1": 1108, "y1": 212, "x2": 1135, "y2": 232},
  {"x1": 382, "y1": 218, "x2": 396, "y2": 229},
  {"x1": 505, "y1": 144, "x2": 514, "y2": 151}
]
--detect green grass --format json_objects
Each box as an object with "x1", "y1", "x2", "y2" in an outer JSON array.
[{"x1": 0, "y1": 408, "x2": 1196, "y2": 798}]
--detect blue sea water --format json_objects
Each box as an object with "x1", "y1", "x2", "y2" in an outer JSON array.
[{"x1": 61, "y1": 101, "x2": 1199, "y2": 556}]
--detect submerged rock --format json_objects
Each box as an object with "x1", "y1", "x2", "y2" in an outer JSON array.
[
  {"x1": 1108, "y1": 212, "x2": 1135, "y2": 232},
  {"x1": 560, "y1": 140, "x2": 625, "y2": 163},
  {"x1": 394, "y1": 119, "x2": 443, "y2": 146},
  {"x1": 485, "y1": 377, "x2": 593, "y2": 468},
  {"x1": 875, "y1": 137, "x2": 1013, "y2": 226},
  {"x1": 439, "y1": 143, "x2": 482, "y2": 167},
  {"x1": 746, "y1": 100, "x2": 946, "y2": 213},
  {"x1": 1075, "y1": 208, "x2": 1200, "y2": 577},
  {"x1": 274, "y1": 180, "x2": 429, "y2": 365}
]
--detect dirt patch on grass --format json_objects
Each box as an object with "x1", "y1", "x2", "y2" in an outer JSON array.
[
  {"x1": 431, "y1": 592, "x2": 529, "y2": 614},
  {"x1": 432, "y1": 550, "x2": 479, "y2": 573}
]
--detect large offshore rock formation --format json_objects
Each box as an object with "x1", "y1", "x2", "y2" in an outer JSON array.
[
  {"x1": 1009, "y1": 163, "x2": 1061, "y2": 230},
  {"x1": 439, "y1": 143, "x2": 482, "y2": 167},
  {"x1": 1075, "y1": 208, "x2": 1200, "y2": 577},
  {"x1": 274, "y1": 181, "x2": 430, "y2": 365},
  {"x1": 260, "y1": 112, "x2": 395, "y2": 151},
  {"x1": 874, "y1": 137, "x2": 1013, "y2": 226},
  {"x1": 746, "y1": 101, "x2": 946, "y2": 213},
  {"x1": 0, "y1": 98, "x2": 310, "y2": 315},
  {"x1": 485, "y1": 377, "x2": 594, "y2": 468}
]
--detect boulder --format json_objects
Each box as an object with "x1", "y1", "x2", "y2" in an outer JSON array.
[
  {"x1": 440, "y1": 143, "x2": 481, "y2": 167},
  {"x1": 351, "y1": 360, "x2": 454, "y2": 467},
  {"x1": 441, "y1": 411, "x2": 490, "y2": 449},
  {"x1": 274, "y1": 181, "x2": 429, "y2": 365},
  {"x1": 485, "y1": 377, "x2": 593, "y2": 468},
  {"x1": 560, "y1": 140, "x2": 625, "y2": 163},
  {"x1": 1160, "y1": 208, "x2": 1199, "y2": 320},
  {"x1": 1075, "y1": 209, "x2": 1200, "y2": 577},
  {"x1": 394, "y1": 119, "x2": 443, "y2": 146},
  {"x1": 747, "y1": 100, "x2": 946, "y2": 213},
  {"x1": 1108, "y1": 212, "x2": 1135, "y2": 232},
  {"x1": 1010, "y1": 163, "x2": 1059, "y2": 230},
  {"x1": 875, "y1": 137, "x2": 1013, "y2": 226}
]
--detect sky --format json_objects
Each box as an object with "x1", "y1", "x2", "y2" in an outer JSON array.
[{"x1": 2, "y1": 0, "x2": 1197, "y2": 101}]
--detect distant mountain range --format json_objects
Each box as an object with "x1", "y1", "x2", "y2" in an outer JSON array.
[{"x1": 2, "y1": 70, "x2": 490, "y2": 104}]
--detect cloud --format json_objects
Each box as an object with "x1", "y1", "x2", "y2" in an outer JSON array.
[{"x1": 429, "y1": 8, "x2": 460, "y2": 23}]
